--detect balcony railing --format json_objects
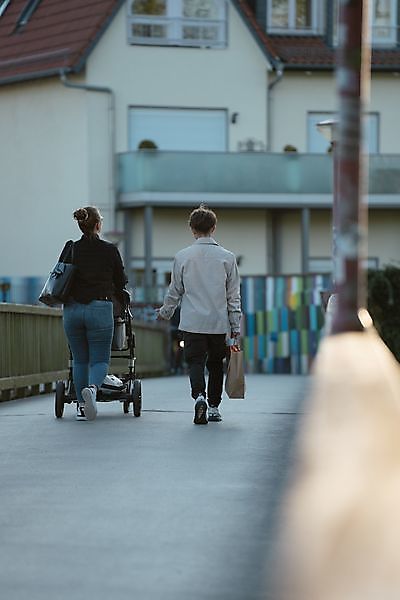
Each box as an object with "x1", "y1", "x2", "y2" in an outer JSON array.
[{"x1": 118, "y1": 152, "x2": 400, "y2": 205}]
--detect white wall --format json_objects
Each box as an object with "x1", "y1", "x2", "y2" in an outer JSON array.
[
  {"x1": 279, "y1": 211, "x2": 302, "y2": 274},
  {"x1": 87, "y1": 1, "x2": 269, "y2": 153},
  {"x1": 369, "y1": 210, "x2": 400, "y2": 267},
  {"x1": 310, "y1": 210, "x2": 331, "y2": 258},
  {"x1": 369, "y1": 74, "x2": 400, "y2": 153},
  {"x1": 129, "y1": 207, "x2": 268, "y2": 276},
  {"x1": 270, "y1": 71, "x2": 400, "y2": 153},
  {"x1": 0, "y1": 79, "x2": 89, "y2": 277}
]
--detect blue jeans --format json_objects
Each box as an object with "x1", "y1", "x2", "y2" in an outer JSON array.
[{"x1": 63, "y1": 300, "x2": 113, "y2": 403}]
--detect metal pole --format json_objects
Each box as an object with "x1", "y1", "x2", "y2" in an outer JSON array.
[
  {"x1": 144, "y1": 205, "x2": 153, "y2": 303},
  {"x1": 332, "y1": 138, "x2": 339, "y2": 285},
  {"x1": 60, "y1": 71, "x2": 116, "y2": 230},
  {"x1": 331, "y1": 0, "x2": 370, "y2": 334},
  {"x1": 301, "y1": 207, "x2": 310, "y2": 274}
]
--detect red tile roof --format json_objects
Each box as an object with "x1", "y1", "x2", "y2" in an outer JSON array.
[
  {"x1": 232, "y1": 0, "x2": 280, "y2": 65},
  {"x1": 235, "y1": 0, "x2": 400, "y2": 71},
  {"x1": 262, "y1": 34, "x2": 400, "y2": 70},
  {"x1": 234, "y1": 1, "x2": 400, "y2": 71},
  {"x1": 0, "y1": 0, "x2": 399, "y2": 87},
  {"x1": 0, "y1": 0, "x2": 123, "y2": 85}
]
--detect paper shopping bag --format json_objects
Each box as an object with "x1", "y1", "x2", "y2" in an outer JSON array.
[{"x1": 225, "y1": 348, "x2": 245, "y2": 399}]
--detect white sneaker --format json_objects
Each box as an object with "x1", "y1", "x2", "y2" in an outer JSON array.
[
  {"x1": 81, "y1": 386, "x2": 97, "y2": 421},
  {"x1": 194, "y1": 394, "x2": 208, "y2": 425},
  {"x1": 208, "y1": 406, "x2": 222, "y2": 422},
  {"x1": 76, "y1": 405, "x2": 87, "y2": 421}
]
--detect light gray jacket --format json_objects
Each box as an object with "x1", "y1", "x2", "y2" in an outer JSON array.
[{"x1": 159, "y1": 237, "x2": 241, "y2": 335}]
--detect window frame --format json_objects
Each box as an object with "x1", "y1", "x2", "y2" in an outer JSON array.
[
  {"x1": 127, "y1": 0, "x2": 228, "y2": 48},
  {"x1": 267, "y1": 0, "x2": 320, "y2": 35},
  {"x1": 307, "y1": 111, "x2": 380, "y2": 155}
]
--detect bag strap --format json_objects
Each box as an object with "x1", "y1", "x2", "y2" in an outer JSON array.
[{"x1": 59, "y1": 240, "x2": 75, "y2": 264}]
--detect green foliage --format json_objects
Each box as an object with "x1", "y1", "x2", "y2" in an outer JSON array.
[
  {"x1": 368, "y1": 266, "x2": 400, "y2": 361},
  {"x1": 283, "y1": 144, "x2": 298, "y2": 153}
]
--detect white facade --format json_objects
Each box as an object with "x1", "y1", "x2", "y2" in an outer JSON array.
[
  {"x1": 0, "y1": 78, "x2": 89, "y2": 277},
  {"x1": 0, "y1": 0, "x2": 270, "y2": 282},
  {"x1": 269, "y1": 71, "x2": 400, "y2": 153},
  {"x1": 0, "y1": 0, "x2": 400, "y2": 294}
]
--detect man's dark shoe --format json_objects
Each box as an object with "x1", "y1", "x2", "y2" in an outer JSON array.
[{"x1": 194, "y1": 394, "x2": 208, "y2": 425}]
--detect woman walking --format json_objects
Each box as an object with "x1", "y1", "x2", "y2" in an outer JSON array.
[{"x1": 61, "y1": 206, "x2": 127, "y2": 421}]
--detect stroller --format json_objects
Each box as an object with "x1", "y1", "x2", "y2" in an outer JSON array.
[{"x1": 54, "y1": 291, "x2": 142, "y2": 418}]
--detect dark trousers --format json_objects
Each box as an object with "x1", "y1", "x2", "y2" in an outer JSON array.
[{"x1": 183, "y1": 332, "x2": 227, "y2": 407}]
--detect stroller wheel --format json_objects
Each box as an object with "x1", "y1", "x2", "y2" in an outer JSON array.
[
  {"x1": 55, "y1": 381, "x2": 66, "y2": 418},
  {"x1": 132, "y1": 379, "x2": 142, "y2": 417},
  {"x1": 123, "y1": 401, "x2": 130, "y2": 414}
]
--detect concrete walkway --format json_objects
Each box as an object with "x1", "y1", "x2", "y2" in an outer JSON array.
[{"x1": 0, "y1": 374, "x2": 307, "y2": 600}]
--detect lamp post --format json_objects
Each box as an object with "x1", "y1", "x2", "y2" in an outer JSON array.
[
  {"x1": 315, "y1": 0, "x2": 369, "y2": 335},
  {"x1": 331, "y1": 0, "x2": 369, "y2": 334},
  {"x1": 316, "y1": 119, "x2": 339, "y2": 292}
]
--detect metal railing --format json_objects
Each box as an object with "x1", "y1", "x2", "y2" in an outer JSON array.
[
  {"x1": 0, "y1": 303, "x2": 169, "y2": 401},
  {"x1": 118, "y1": 151, "x2": 400, "y2": 198}
]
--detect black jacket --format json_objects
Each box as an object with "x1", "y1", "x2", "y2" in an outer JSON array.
[{"x1": 59, "y1": 235, "x2": 128, "y2": 304}]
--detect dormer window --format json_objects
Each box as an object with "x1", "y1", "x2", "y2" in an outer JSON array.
[
  {"x1": 127, "y1": 0, "x2": 227, "y2": 48},
  {"x1": 267, "y1": 0, "x2": 321, "y2": 34},
  {"x1": 371, "y1": 0, "x2": 397, "y2": 45},
  {"x1": 333, "y1": 0, "x2": 398, "y2": 46}
]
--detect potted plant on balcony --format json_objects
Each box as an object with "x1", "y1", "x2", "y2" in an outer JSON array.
[
  {"x1": 138, "y1": 139, "x2": 158, "y2": 151},
  {"x1": 283, "y1": 145, "x2": 300, "y2": 192}
]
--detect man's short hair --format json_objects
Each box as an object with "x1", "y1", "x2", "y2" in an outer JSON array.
[{"x1": 189, "y1": 204, "x2": 217, "y2": 234}]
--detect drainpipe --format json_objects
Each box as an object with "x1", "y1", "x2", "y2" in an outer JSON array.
[
  {"x1": 266, "y1": 60, "x2": 284, "y2": 274},
  {"x1": 266, "y1": 59, "x2": 284, "y2": 152},
  {"x1": 60, "y1": 70, "x2": 116, "y2": 230}
]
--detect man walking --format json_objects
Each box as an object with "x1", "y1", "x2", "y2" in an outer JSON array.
[{"x1": 157, "y1": 205, "x2": 241, "y2": 424}]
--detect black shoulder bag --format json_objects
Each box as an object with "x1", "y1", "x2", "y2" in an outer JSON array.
[{"x1": 38, "y1": 241, "x2": 77, "y2": 307}]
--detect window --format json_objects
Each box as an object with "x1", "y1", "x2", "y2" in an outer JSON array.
[
  {"x1": 267, "y1": 0, "x2": 321, "y2": 34},
  {"x1": 128, "y1": 107, "x2": 227, "y2": 151},
  {"x1": 127, "y1": 0, "x2": 227, "y2": 47},
  {"x1": 307, "y1": 112, "x2": 380, "y2": 154},
  {"x1": 333, "y1": 0, "x2": 398, "y2": 46},
  {"x1": 371, "y1": 0, "x2": 397, "y2": 45}
]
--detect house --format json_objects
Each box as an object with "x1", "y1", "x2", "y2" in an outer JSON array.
[
  {"x1": 0, "y1": 0, "x2": 274, "y2": 301},
  {"x1": 0, "y1": 0, "x2": 399, "y2": 371}
]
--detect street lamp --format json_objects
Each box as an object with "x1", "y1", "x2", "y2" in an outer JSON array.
[
  {"x1": 316, "y1": 119, "x2": 339, "y2": 333},
  {"x1": 316, "y1": 119, "x2": 339, "y2": 268}
]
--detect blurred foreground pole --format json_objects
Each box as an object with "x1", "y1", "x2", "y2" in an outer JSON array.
[
  {"x1": 273, "y1": 6, "x2": 400, "y2": 600},
  {"x1": 332, "y1": 0, "x2": 371, "y2": 334}
]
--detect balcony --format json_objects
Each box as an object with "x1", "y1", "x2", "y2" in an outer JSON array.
[{"x1": 117, "y1": 152, "x2": 400, "y2": 209}]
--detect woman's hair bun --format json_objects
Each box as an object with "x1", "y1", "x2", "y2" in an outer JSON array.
[{"x1": 73, "y1": 208, "x2": 88, "y2": 222}]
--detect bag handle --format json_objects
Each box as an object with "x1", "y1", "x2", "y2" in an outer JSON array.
[{"x1": 59, "y1": 240, "x2": 75, "y2": 264}]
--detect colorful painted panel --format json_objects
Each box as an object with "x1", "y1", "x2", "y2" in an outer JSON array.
[{"x1": 241, "y1": 275, "x2": 331, "y2": 375}]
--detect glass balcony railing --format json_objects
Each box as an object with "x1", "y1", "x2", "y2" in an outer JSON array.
[{"x1": 118, "y1": 151, "x2": 400, "y2": 197}]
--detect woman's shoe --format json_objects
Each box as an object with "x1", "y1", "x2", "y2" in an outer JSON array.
[
  {"x1": 81, "y1": 386, "x2": 97, "y2": 421},
  {"x1": 76, "y1": 405, "x2": 87, "y2": 421}
]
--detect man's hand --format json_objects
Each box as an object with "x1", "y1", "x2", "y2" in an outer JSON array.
[
  {"x1": 231, "y1": 332, "x2": 241, "y2": 350},
  {"x1": 156, "y1": 308, "x2": 166, "y2": 321}
]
